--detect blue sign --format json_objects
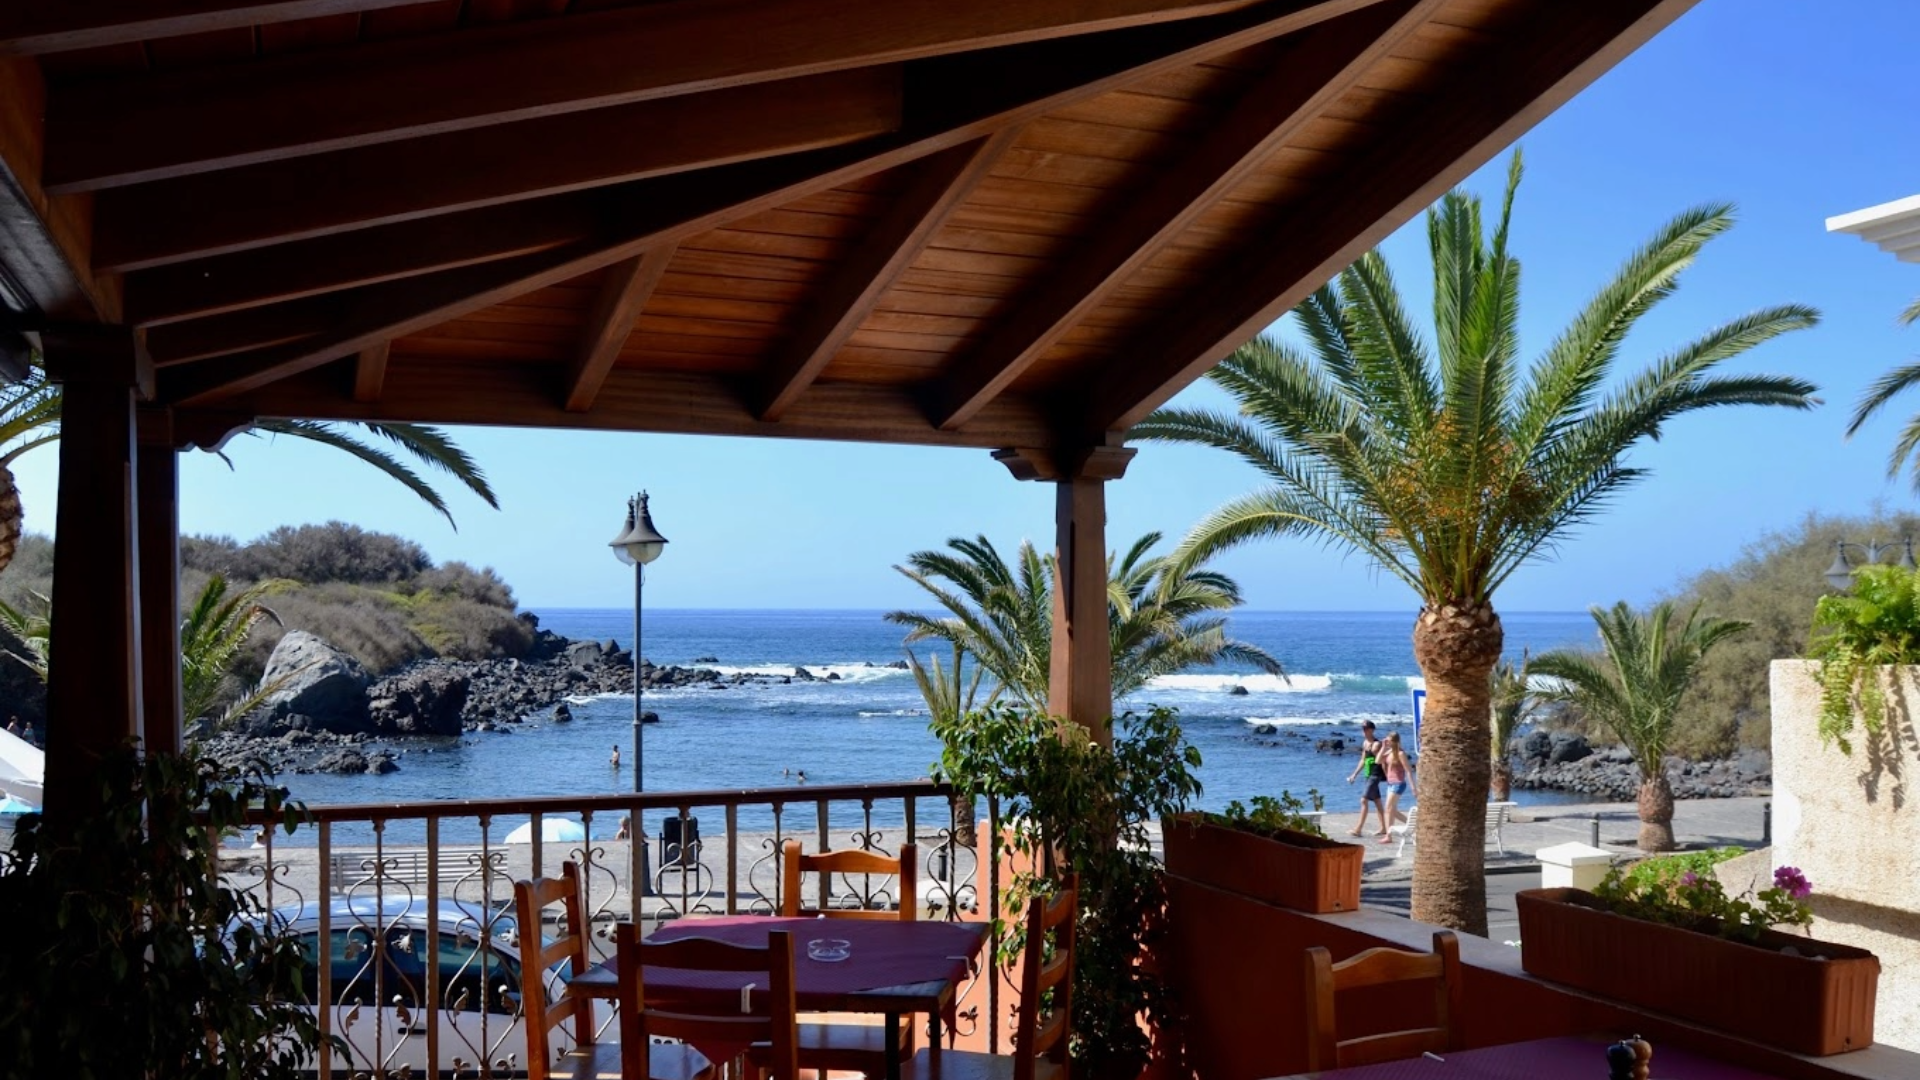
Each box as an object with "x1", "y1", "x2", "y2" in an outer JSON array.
[{"x1": 1411, "y1": 687, "x2": 1426, "y2": 742}]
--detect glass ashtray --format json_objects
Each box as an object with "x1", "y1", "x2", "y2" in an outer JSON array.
[{"x1": 807, "y1": 938, "x2": 851, "y2": 962}]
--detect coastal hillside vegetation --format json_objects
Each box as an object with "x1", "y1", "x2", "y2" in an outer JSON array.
[
  {"x1": 0, "y1": 522, "x2": 532, "y2": 686},
  {"x1": 1659, "y1": 510, "x2": 1920, "y2": 754}
]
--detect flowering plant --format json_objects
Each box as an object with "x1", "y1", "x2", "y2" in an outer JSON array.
[{"x1": 1592, "y1": 858, "x2": 1815, "y2": 944}]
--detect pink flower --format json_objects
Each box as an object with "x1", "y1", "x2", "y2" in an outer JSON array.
[
  {"x1": 1679, "y1": 871, "x2": 1700, "y2": 886},
  {"x1": 1774, "y1": 865, "x2": 1812, "y2": 899}
]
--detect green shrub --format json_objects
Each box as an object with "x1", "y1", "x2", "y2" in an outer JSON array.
[
  {"x1": 1808, "y1": 562, "x2": 1920, "y2": 752},
  {"x1": 1208, "y1": 791, "x2": 1326, "y2": 838},
  {"x1": 1662, "y1": 510, "x2": 1920, "y2": 753},
  {"x1": 1620, "y1": 846, "x2": 1745, "y2": 892}
]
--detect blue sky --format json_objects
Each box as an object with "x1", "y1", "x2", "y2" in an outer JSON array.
[{"x1": 15, "y1": 0, "x2": 1920, "y2": 613}]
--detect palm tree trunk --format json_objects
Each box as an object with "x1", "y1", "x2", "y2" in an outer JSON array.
[
  {"x1": 0, "y1": 462, "x2": 18, "y2": 577},
  {"x1": 1637, "y1": 773, "x2": 1676, "y2": 852},
  {"x1": 1490, "y1": 759, "x2": 1513, "y2": 802},
  {"x1": 1410, "y1": 602, "x2": 1503, "y2": 936}
]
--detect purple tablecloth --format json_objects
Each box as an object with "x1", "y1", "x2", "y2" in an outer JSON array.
[
  {"x1": 1293, "y1": 1036, "x2": 1787, "y2": 1079},
  {"x1": 642, "y1": 915, "x2": 986, "y2": 1004}
]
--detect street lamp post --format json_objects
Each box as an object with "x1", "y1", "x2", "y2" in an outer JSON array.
[
  {"x1": 610, "y1": 492, "x2": 668, "y2": 792},
  {"x1": 1823, "y1": 535, "x2": 1916, "y2": 590}
]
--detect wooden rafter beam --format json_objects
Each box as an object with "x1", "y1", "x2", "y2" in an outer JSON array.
[
  {"x1": 0, "y1": 1, "x2": 422, "y2": 56},
  {"x1": 930, "y1": 0, "x2": 1438, "y2": 430},
  {"x1": 227, "y1": 358, "x2": 1064, "y2": 450},
  {"x1": 43, "y1": 0, "x2": 1273, "y2": 191},
  {"x1": 121, "y1": 198, "x2": 601, "y2": 327},
  {"x1": 0, "y1": 59, "x2": 111, "y2": 321},
  {"x1": 756, "y1": 132, "x2": 1013, "y2": 421},
  {"x1": 352, "y1": 342, "x2": 388, "y2": 403},
  {"x1": 1085, "y1": 0, "x2": 1702, "y2": 435},
  {"x1": 94, "y1": 68, "x2": 904, "y2": 272},
  {"x1": 116, "y1": 0, "x2": 1372, "y2": 331},
  {"x1": 565, "y1": 247, "x2": 675, "y2": 413},
  {"x1": 151, "y1": 0, "x2": 1388, "y2": 408}
]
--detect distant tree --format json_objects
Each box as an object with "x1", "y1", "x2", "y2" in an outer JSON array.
[
  {"x1": 0, "y1": 354, "x2": 500, "y2": 578},
  {"x1": 1488, "y1": 649, "x2": 1536, "y2": 800},
  {"x1": 885, "y1": 532, "x2": 1282, "y2": 707},
  {"x1": 1531, "y1": 601, "x2": 1749, "y2": 851}
]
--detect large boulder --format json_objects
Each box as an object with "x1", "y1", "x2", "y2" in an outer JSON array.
[
  {"x1": 1548, "y1": 731, "x2": 1592, "y2": 764},
  {"x1": 249, "y1": 631, "x2": 372, "y2": 735},
  {"x1": 368, "y1": 666, "x2": 470, "y2": 737},
  {"x1": 564, "y1": 640, "x2": 608, "y2": 669},
  {"x1": 0, "y1": 622, "x2": 46, "y2": 738}
]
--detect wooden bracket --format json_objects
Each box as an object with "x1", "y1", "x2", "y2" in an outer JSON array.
[{"x1": 993, "y1": 442, "x2": 1135, "y2": 483}]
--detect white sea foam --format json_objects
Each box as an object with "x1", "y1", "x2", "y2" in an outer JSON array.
[
  {"x1": 564, "y1": 692, "x2": 627, "y2": 705},
  {"x1": 1143, "y1": 672, "x2": 1424, "y2": 694},
  {"x1": 709, "y1": 663, "x2": 906, "y2": 685},
  {"x1": 856, "y1": 708, "x2": 925, "y2": 718}
]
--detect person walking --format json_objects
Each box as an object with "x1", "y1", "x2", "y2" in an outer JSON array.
[
  {"x1": 1344, "y1": 720, "x2": 1387, "y2": 837},
  {"x1": 1376, "y1": 731, "x2": 1414, "y2": 841}
]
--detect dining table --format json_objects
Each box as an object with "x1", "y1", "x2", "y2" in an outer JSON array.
[
  {"x1": 598, "y1": 914, "x2": 991, "y2": 1080},
  {"x1": 1267, "y1": 1035, "x2": 1791, "y2": 1079}
]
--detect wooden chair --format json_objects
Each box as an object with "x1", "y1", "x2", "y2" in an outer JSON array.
[
  {"x1": 513, "y1": 863, "x2": 605, "y2": 1068},
  {"x1": 1302, "y1": 930, "x2": 1463, "y2": 1071},
  {"x1": 618, "y1": 922, "x2": 799, "y2": 1080},
  {"x1": 895, "y1": 874, "x2": 1078, "y2": 1080},
  {"x1": 771, "y1": 840, "x2": 919, "y2": 1076},
  {"x1": 780, "y1": 839, "x2": 918, "y2": 920}
]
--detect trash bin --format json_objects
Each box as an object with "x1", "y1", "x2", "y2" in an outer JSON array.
[{"x1": 1537, "y1": 841, "x2": 1613, "y2": 891}]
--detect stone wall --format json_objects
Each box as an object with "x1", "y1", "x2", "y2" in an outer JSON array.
[{"x1": 1770, "y1": 659, "x2": 1920, "y2": 1052}]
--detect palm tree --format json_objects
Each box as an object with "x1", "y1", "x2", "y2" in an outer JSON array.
[
  {"x1": 1529, "y1": 601, "x2": 1748, "y2": 852},
  {"x1": 1131, "y1": 150, "x2": 1819, "y2": 932},
  {"x1": 885, "y1": 531, "x2": 1282, "y2": 708},
  {"x1": 0, "y1": 356, "x2": 499, "y2": 577},
  {"x1": 1489, "y1": 649, "x2": 1535, "y2": 801},
  {"x1": 1844, "y1": 296, "x2": 1920, "y2": 488},
  {"x1": 180, "y1": 574, "x2": 285, "y2": 728},
  {"x1": 904, "y1": 642, "x2": 1000, "y2": 847}
]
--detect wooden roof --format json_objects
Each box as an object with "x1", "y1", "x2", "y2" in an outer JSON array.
[{"x1": 0, "y1": 0, "x2": 1699, "y2": 451}]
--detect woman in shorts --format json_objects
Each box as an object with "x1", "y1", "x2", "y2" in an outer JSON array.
[{"x1": 1376, "y1": 731, "x2": 1414, "y2": 841}]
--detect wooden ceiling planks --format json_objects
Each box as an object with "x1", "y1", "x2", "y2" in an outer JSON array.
[{"x1": 0, "y1": 0, "x2": 1707, "y2": 454}]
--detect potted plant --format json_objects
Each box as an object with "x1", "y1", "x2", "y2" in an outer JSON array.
[
  {"x1": 0, "y1": 746, "x2": 342, "y2": 1077},
  {"x1": 1162, "y1": 791, "x2": 1364, "y2": 914},
  {"x1": 1517, "y1": 863, "x2": 1878, "y2": 1055}
]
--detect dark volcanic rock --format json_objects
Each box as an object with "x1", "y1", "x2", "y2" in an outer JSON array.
[
  {"x1": 1548, "y1": 732, "x2": 1592, "y2": 764},
  {"x1": 1228, "y1": 685, "x2": 1250, "y2": 696},
  {"x1": 0, "y1": 623, "x2": 46, "y2": 739},
  {"x1": 367, "y1": 665, "x2": 470, "y2": 736},
  {"x1": 1315, "y1": 736, "x2": 1347, "y2": 754},
  {"x1": 247, "y1": 631, "x2": 372, "y2": 736}
]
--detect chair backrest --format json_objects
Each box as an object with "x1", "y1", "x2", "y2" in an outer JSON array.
[
  {"x1": 1014, "y1": 874, "x2": 1078, "y2": 1080},
  {"x1": 513, "y1": 861, "x2": 596, "y2": 1074},
  {"x1": 1302, "y1": 930, "x2": 1462, "y2": 1070},
  {"x1": 614, "y1": 922, "x2": 800, "y2": 1080},
  {"x1": 662, "y1": 814, "x2": 702, "y2": 867},
  {"x1": 780, "y1": 839, "x2": 917, "y2": 920}
]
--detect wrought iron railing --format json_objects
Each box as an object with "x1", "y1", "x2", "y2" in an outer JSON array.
[{"x1": 226, "y1": 780, "x2": 1001, "y2": 1078}]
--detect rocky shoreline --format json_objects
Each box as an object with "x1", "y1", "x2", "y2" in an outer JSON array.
[
  {"x1": 1507, "y1": 729, "x2": 1771, "y2": 800},
  {"x1": 198, "y1": 627, "x2": 905, "y2": 776}
]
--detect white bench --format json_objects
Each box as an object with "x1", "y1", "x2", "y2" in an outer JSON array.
[
  {"x1": 1388, "y1": 802, "x2": 1516, "y2": 858},
  {"x1": 327, "y1": 847, "x2": 510, "y2": 896}
]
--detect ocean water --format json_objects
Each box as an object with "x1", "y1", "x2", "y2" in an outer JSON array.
[{"x1": 279, "y1": 609, "x2": 1598, "y2": 838}]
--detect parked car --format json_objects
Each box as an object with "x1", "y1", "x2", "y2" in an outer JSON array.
[{"x1": 261, "y1": 895, "x2": 611, "y2": 1076}]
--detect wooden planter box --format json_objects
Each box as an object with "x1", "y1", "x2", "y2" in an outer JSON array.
[
  {"x1": 1516, "y1": 887, "x2": 1880, "y2": 1055},
  {"x1": 1162, "y1": 813, "x2": 1363, "y2": 913}
]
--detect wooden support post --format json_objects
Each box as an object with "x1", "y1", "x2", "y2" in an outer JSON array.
[
  {"x1": 137, "y1": 407, "x2": 182, "y2": 755},
  {"x1": 994, "y1": 443, "x2": 1135, "y2": 743},
  {"x1": 41, "y1": 327, "x2": 152, "y2": 823}
]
